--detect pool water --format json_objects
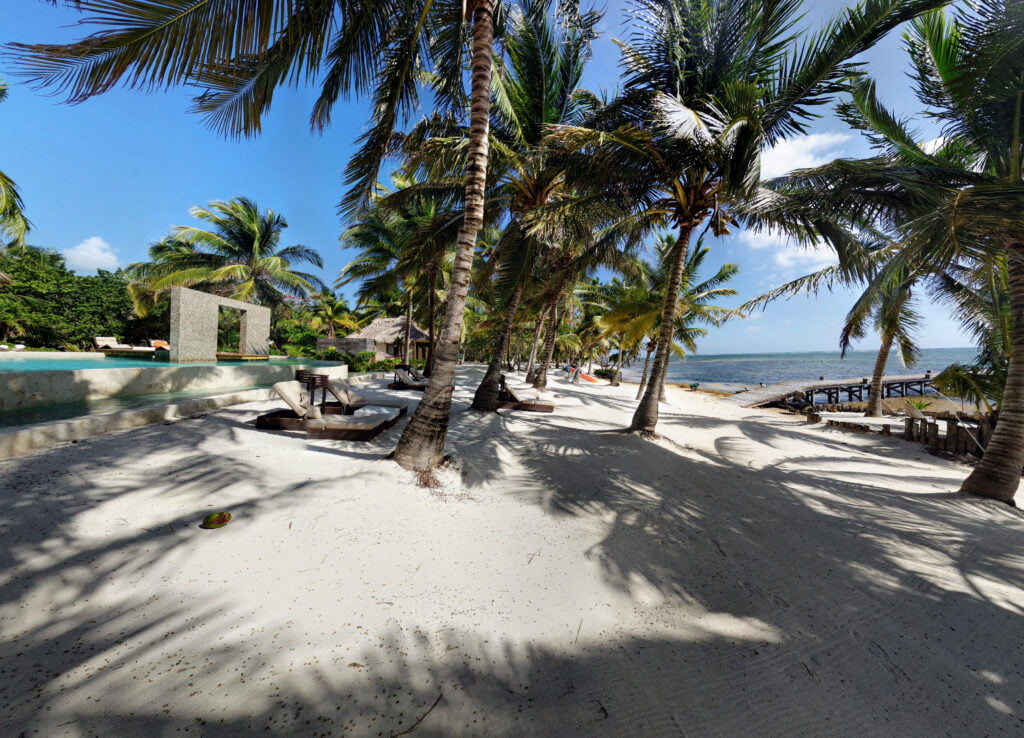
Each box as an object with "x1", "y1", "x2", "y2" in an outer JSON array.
[
  {"x1": 0, "y1": 355, "x2": 339, "y2": 372},
  {"x1": 0, "y1": 384, "x2": 270, "y2": 429}
]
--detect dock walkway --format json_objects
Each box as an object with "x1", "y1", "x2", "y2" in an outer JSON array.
[{"x1": 722, "y1": 373, "x2": 934, "y2": 408}]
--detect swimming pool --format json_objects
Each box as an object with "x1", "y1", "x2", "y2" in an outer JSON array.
[{"x1": 0, "y1": 353, "x2": 339, "y2": 372}]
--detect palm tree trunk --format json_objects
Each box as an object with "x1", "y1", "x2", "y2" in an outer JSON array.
[
  {"x1": 403, "y1": 290, "x2": 413, "y2": 364},
  {"x1": 611, "y1": 333, "x2": 624, "y2": 386},
  {"x1": 630, "y1": 224, "x2": 693, "y2": 432},
  {"x1": 424, "y1": 270, "x2": 437, "y2": 376},
  {"x1": 523, "y1": 305, "x2": 549, "y2": 383},
  {"x1": 472, "y1": 282, "x2": 524, "y2": 410},
  {"x1": 533, "y1": 303, "x2": 561, "y2": 390},
  {"x1": 959, "y1": 250, "x2": 1024, "y2": 504},
  {"x1": 392, "y1": 0, "x2": 494, "y2": 471},
  {"x1": 864, "y1": 331, "x2": 895, "y2": 417},
  {"x1": 636, "y1": 342, "x2": 654, "y2": 399}
]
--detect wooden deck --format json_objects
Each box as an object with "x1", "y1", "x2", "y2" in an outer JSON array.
[{"x1": 721, "y1": 373, "x2": 934, "y2": 408}]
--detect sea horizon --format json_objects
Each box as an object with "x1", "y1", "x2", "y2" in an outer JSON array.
[{"x1": 619, "y1": 346, "x2": 977, "y2": 392}]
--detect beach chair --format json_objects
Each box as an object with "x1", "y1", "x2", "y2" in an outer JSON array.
[
  {"x1": 255, "y1": 380, "x2": 408, "y2": 441},
  {"x1": 93, "y1": 336, "x2": 132, "y2": 350},
  {"x1": 324, "y1": 376, "x2": 409, "y2": 415},
  {"x1": 149, "y1": 339, "x2": 170, "y2": 350},
  {"x1": 389, "y1": 367, "x2": 429, "y2": 391},
  {"x1": 497, "y1": 375, "x2": 555, "y2": 413}
]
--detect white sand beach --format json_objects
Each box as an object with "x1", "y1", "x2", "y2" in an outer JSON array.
[{"x1": 1, "y1": 366, "x2": 1021, "y2": 736}]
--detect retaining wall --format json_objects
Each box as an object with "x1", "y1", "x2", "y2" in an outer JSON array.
[{"x1": 0, "y1": 361, "x2": 349, "y2": 413}]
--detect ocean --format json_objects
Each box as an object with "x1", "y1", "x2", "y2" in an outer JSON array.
[{"x1": 619, "y1": 347, "x2": 977, "y2": 393}]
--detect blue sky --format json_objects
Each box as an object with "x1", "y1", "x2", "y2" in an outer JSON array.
[{"x1": 0, "y1": 1, "x2": 967, "y2": 354}]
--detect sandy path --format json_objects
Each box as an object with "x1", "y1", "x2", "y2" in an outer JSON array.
[{"x1": 0, "y1": 367, "x2": 1021, "y2": 736}]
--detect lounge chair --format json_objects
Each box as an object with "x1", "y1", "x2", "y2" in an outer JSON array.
[
  {"x1": 93, "y1": 336, "x2": 132, "y2": 350},
  {"x1": 389, "y1": 367, "x2": 429, "y2": 391},
  {"x1": 149, "y1": 339, "x2": 170, "y2": 350},
  {"x1": 256, "y1": 379, "x2": 408, "y2": 441},
  {"x1": 498, "y1": 375, "x2": 555, "y2": 413},
  {"x1": 323, "y1": 376, "x2": 409, "y2": 415}
]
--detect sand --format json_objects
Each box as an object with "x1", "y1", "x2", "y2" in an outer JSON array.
[{"x1": 0, "y1": 367, "x2": 1021, "y2": 736}]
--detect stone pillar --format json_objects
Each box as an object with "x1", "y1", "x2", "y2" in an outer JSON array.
[
  {"x1": 240, "y1": 307, "x2": 271, "y2": 355},
  {"x1": 169, "y1": 286, "x2": 219, "y2": 362}
]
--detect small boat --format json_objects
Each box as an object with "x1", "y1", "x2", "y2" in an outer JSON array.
[{"x1": 578, "y1": 371, "x2": 600, "y2": 383}]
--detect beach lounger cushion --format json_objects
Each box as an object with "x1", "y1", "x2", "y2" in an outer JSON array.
[
  {"x1": 272, "y1": 380, "x2": 321, "y2": 419},
  {"x1": 93, "y1": 336, "x2": 132, "y2": 350},
  {"x1": 325, "y1": 377, "x2": 366, "y2": 406},
  {"x1": 395, "y1": 368, "x2": 428, "y2": 388}
]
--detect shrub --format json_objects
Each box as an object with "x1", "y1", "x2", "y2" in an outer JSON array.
[
  {"x1": 594, "y1": 368, "x2": 617, "y2": 380},
  {"x1": 368, "y1": 358, "x2": 400, "y2": 372},
  {"x1": 410, "y1": 359, "x2": 426, "y2": 370},
  {"x1": 317, "y1": 346, "x2": 342, "y2": 361}
]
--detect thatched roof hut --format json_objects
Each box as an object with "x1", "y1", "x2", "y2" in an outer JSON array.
[
  {"x1": 318, "y1": 317, "x2": 430, "y2": 360},
  {"x1": 348, "y1": 317, "x2": 429, "y2": 343}
]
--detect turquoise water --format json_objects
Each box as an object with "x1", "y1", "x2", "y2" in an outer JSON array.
[
  {"x1": 621, "y1": 347, "x2": 977, "y2": 391},
  {"x1": 0, "y1": 355, "x2": 341, "y2": 372},
  {"x1": 0, "y1": 384, "x2": 267, "y2": 429}
]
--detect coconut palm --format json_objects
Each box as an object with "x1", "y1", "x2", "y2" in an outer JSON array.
[
  {"x1": 9, "y1": 0, "x2": 507, "y2": 470},
  {"x1": 932, "y1": 256, "x2": 1012, "y2": 413},
  {"x1": 549, "y1": 0, "x2": 950, "y2": 434},
  {"x1": 758, "y1": 5, "x2": 1023, "y2": 503},
  {"x1": 601, "y1": 236, "x2": 738, "y2": 396},
  {"x1": 387, "y1": 1, "x2": 602, "y2": 408},
  {"x1": 340, "y1": 177, "x2": 462, "y2": 364},
  {"x1": 309, "y1": 292, "x2": 363, "y2": 340},
  {"x1": 0, "y1": 81, "x2": 29, "y2": 249},
  {"x1": 127, "y1": 197, "x2": 325, "y2": 313}
]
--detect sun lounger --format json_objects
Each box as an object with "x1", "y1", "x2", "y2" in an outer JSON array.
[
  {"x1": 324, "y1": 377, "x2": 409, "y2": 415},
  {"x1": 93, "y1": 336, "x2": 133, "y2": 350},
  {"x1": 389, "y1": 367, "x2": 429, "y2": 391},
  {"x1": 497, "y1": 375, "x2": 555, "y2": 413},
  {"x1": 255, "y1": 379, "x2": 408, "y2": 440}
]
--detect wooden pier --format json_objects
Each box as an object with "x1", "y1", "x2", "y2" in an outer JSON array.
[{"x1": 722, "y1": 373, "x2": 935, "y2": 408}]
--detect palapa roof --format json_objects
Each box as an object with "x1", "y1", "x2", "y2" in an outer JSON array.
[{"x1": 347, "y1": 317, "x2": 429, "y2": 343}]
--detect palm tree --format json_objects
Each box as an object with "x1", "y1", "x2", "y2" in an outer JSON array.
[
  {"x1": 389, "y1": 1, "x2": 602, "y2": 409},
  {"x1": 601, "y1": 237, "x2": 738, "y2": 397},
  {"x1": 127, "y1": 197, "x2": 325, "y2": 313},
  {"x1": 309, "y1": 292, "x2": 363, "y2": 340},
  {"x1": 340, "y1": 177, "x2": 462, "y2": 364},
  {"x1": 0, "y1": 81, "x2": 29, "y2": 249},
  {"x1": 932, "y1": 256, "x2": 1012, "y2": 413},
  {"x1": 9, "y1": 0, "x2": 505, "y2": 470},
  {"x1": 550, "y1": 0, "x2": 950, "y2": 434},
  {"x1": 339, "y1": 202, "x2": 419, "y2": 362},
  {"x1": 761, "y1": 5, "x2": 1023, "y2": 503}
]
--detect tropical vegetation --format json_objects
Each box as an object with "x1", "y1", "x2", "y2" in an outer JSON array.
[{"x1": 4, "y1": 0, "x2": 1023, "y2": 504}]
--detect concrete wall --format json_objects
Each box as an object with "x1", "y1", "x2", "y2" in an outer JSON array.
[
  {"x1": 0, "y1": 362, "x2": 349, "y2": 413},
  {"x1": 169, "y1": 286, "x2": 271, "y2": 362}
]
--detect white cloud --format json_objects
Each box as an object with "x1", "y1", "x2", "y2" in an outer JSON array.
[
  {"x1": 62, "y1": 237, "x2": 121, "y2": 274},
  {"x1": 920, "y1": 136, "x2": 946, "y2": 154},
  {"x1": 736, "y1": 227, "x2": 838, "y2": 272},
  {"x1": 760, "y1": 132, "x2": 851, "y2": 180}
]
